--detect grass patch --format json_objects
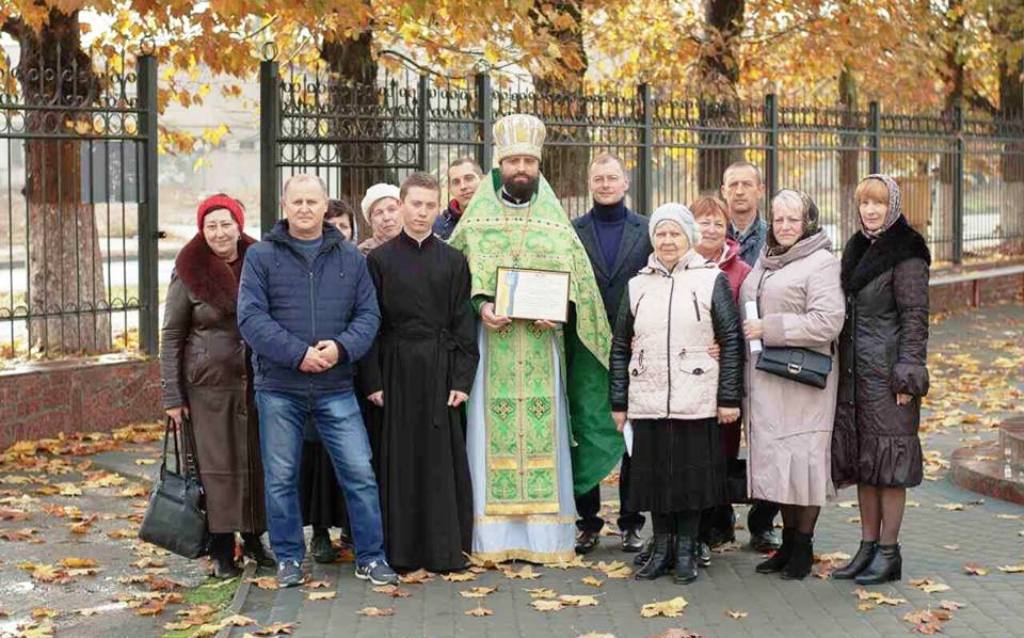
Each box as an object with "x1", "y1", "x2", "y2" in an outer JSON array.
[{"x1": 161, "y1": 576, "x2": 242, "y2": 638}]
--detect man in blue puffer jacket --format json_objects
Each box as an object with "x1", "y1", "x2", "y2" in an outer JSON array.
[{"x1": 238, "y1": 173, "x2": 397, "y2": 588}]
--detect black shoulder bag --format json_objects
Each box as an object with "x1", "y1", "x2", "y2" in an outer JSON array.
[
  {"x1": 752, "y1": 270, "x2": 833, "y2": 390},
  {"x1": 138, "y1": 416, "x2": 210, "y2": 558}
]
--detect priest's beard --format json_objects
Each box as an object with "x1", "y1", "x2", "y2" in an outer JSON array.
[{"x1": 502, "y1": 173, "x2": 540, "y2": 203}]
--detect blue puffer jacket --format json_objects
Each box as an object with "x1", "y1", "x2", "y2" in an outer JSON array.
[{"x1": 237, "y1": 220, "x2": 380, "y2": 394}]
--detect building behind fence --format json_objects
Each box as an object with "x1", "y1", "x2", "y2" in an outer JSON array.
[{"x1": 2, "y1": 52, "x2": 1024, "y2": 361}]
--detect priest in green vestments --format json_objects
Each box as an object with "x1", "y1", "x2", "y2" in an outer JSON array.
[{"x1": 449, "y1": 113, "x2": 623, "y2": 563}]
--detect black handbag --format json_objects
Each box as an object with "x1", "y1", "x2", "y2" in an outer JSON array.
[
  {"x1": 752, "y1": 269, "x2": 833, "y2": 390},
  {"x1": 138, "y1": 416, "x2": 209, "y2": 559},
  {"x1": 726, "y1": 458, "x2": 751, "y2": 504},
  {"x1": 755, "y1": 346, "x2": 832, "y2": 389}
]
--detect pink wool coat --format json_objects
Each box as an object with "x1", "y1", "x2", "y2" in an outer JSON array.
[{"x1": 738, "y1": 232, "x2": 845, "y2": 506}]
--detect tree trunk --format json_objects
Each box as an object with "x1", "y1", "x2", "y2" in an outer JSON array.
[
  {"x1": 997, "y1": 27, "x2": 1024, "y2": 254},
  {"x1": 697, "y1": 0, "x2": 745, "y2": 194},
  {"x1": 529, "y1": 1, "x2": 589, "y2": 213},
  {"x1": 9, "y1": 10, "x2": 110, "y2": 355},
  {"x1": 837, "y1": 65, "x2": 861, "y2": 247},
  {"x1": 934, "y1": 0, "x2": 965, "y2": 262},
  {"x1": 320, "y1": 28, "x2": 395, "y2": 241}
]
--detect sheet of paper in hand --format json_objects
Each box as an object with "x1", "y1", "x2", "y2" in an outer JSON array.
[{"x1": 495, "y1": 267, "x2": 570, "y2": 323}]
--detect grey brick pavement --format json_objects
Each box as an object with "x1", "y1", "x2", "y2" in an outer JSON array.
[{"x1": 226, "y1": 304, "x2": 1024, "y2": 638}]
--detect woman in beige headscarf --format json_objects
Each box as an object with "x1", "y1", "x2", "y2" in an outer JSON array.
[{"x1": 739, "y1": 189, "x2": 845, "y2": 580}]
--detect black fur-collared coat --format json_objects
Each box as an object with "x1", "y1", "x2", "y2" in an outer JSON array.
[
  {"x1": 159, "y1": 233, "x2": 266, "y2": 533},
  {"x1": 832, "y1": 216, "x2": 931, "y2": 489}
]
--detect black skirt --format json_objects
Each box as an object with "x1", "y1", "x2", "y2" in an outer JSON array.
[
  {"x1": 628, "y1": 418, "x2": 727, "y2": 513},
  {"x1": 299, "y1": 441, "x2": 348, "y2": 529}
]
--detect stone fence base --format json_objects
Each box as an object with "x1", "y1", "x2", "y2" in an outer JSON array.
[{"x1": 0, "y1": 355, "x2": 160, "y2": 450}]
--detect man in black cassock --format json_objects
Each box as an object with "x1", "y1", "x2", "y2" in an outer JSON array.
[{"x1": 360, "y1": 171, "x2": 479, "y2": 572}]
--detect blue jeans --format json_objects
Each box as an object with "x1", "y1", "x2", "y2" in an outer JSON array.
[{"x1": 256, "y1": 389, "x2": 385, "y2": 566}]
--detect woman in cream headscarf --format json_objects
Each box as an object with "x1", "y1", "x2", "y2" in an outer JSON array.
[{"x1": 609, "y1": 203, "x2": 744, "y2": 585}]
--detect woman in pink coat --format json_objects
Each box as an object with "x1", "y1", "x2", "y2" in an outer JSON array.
[{"x1": 738, "y1": 189, "x2": 845, "y2": 580}]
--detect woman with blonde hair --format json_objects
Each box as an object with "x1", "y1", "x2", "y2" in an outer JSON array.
[
  {"x1": 739, "y1": 189, "x2": 845, "y2": 580},
  {"x1": 831, "y1": 175, "x2": 930, "y2": 584}
]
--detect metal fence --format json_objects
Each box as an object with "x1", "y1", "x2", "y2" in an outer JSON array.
[
  {"x1": 260, "y1": 61, "x2": 1024, "y2": 264},
  {"x1": 0, "y1": 49, "x2": 159, "y2": 361}
]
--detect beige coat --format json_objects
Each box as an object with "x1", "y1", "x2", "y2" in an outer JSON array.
[
  {"x1": 625, "y1": 252, "x2": 722, "y2": 420},
  {"x1": 738, "y1": 232, "x2": 845, "y2": 506}
]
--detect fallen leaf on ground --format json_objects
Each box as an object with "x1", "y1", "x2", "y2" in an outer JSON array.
[
  {"x1": 246, "y1": 577, "x2": 279, "y2": 590},
  {"x1": 30, "y1": 608, "x2": 56, "y2": 620},
  {"x1": 942, "y1": 544, "x2": 960, "y2": 551},
  {"x1": 399, "y1": 568, "x2": 434, "y2": 584},
  {"x1": 640, "y1": 596, "x2": 688, "y2": 618},
  {"x1": 725, "y1": 609, "x2": 748, "y2": 619},
  {"x1": 464, "y1": 605, "x2": 493, "y2": 617},
  {"x1": 247, "y1": 622, "x2": 296, "y2": 636},
  {"x1": 815, "y1": 552, "x2": 851, "y2": 563},
  {"x1": 935, "y1": 503, "x2": 964, "y2": 511},
  {"x1": 581, "y1": 575, "x2": 604, "y2": 587},
  {"x1": 56, "y1": 482, "x2": 83, "y2": 497},
  {"x1": 650, "y1": 630, "x2": 702, "y2": 638},
  {"x1": 0, "y1": 507, "x2": 30, "y2": 521},
  {"x1": 524, "y1": 587, "x2": 557, "y2": 599},
  {"x1": 857, "y1": 602, "x2": 877, "y2": 612},
  {"x1": 909, "y1": 578, "x2": 951, "y2": 593},
  {"x1": 0, "y1": 528, "x2": 40, "y2": 542},
  {"x1": 544, "y1": 555, "x2": 592, "y2": 569},
  {"x1": 306, "y1": 591, "x2": 335, "y2": 601},
  {"x1": 372, "y1": 585, "x2": 411, "y2": 598},
  {"x1": 939, "y1": 600, "x2": 966, "y2": 611},
  {"x1": 963, "y1": 563, "x2": 988, "y2": 576},
  {"x1": 305, "y1": 580, "x2": 331, "y2": 589},
  {"x1": 135, "y1": 600, "x2": 166, "y2": 617},
  {"x1": 836, "y1": 500, "x2": 857, "y2": 508},
  {"x1": 853, "y1": 589, "x2": 906, "y2": 606},
  {"x1": 594, "y1": 560, "x2": 633, "y2": 578},
  {"x1": 995, "y1": 514, "x2": 1021, "y2": 520},
  {"x1": 710, "y1": 541, "x2": 742, "y2": 554},
  {"x1": 997, "y1": 564, "x2": 1024, "y2": 573},
  {"x1": 503, "y1": 565, "x2": 541, "y2": 579},
  {"x1": 530, "y1": 599, "x2": 565, "y2": 612},
  {"x1": 357, "y1": 607, "x2": 395, "y2": 617},
  {"x1": 134, "y1": 459, "x2": 157, "y2": 466},
  {"x1": 459, "y1": 586, "x2": 497, "y2": 598},
  {"x1": 11, "y1": 621, "x2": 55, "y2": 637},
  {"x1": 559, "y1": 594, "x2": 599, "y2": 607},
  {"x1": 441, "y1": 571, "x2": 477, "y2": 582},
  {"x1": 59, "y1": 557, "x2": 98, "y2": 569}
]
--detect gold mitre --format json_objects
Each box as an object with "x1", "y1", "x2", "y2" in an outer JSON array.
[{"x1": 493, "y1": 114, "x2": 546, "y2": 164}]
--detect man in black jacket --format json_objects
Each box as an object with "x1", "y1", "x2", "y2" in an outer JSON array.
[{"x1": 570, "y1": 152, "x2": 651, "y2": 554}]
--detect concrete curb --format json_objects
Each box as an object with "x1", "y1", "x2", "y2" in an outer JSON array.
[{"x1": 215, "y1": 561, "x2": 258, "y2": 638}]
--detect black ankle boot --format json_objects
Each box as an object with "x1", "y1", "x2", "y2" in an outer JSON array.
[
  {"x1": 634, "y1": 537, "x2": 653, "y2": 566},
  {"x1": 780, "y1": 532, "x2": 813, "y2": 580},
  {"x1": 831, "y1": 540, "x2": 878, "y2": 580},
  {"x1": 855, "y1": 543, "x2": 902, "y2": 585},
  {"x1": 210, "y1": 534, "x2": 241, "y2": 579},
  {"x1": 635, "y1": 533, "x2": 674, "y2": 580},
  {"x1": 242, "y1": 533, "x2": 275, "y2": 568},
  {"x1": 673, "y1": 536, "x2": 699, "y2": 584},
  {"x1": 755, "y1": 527, "x2": 794, "y2": 574}
]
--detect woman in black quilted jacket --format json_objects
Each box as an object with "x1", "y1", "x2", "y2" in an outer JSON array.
[{"x1": 831, "y1": 174, "x2": 931, "y2": 585}]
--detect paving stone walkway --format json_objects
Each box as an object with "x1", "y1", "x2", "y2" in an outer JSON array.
[{"x1": 223, "y1": 303, "x2": 1024, "y2": 638}]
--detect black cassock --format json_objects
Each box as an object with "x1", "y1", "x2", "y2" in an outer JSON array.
[{"x1": 361, "y1": 231, "x2": 479, "y2": 572}]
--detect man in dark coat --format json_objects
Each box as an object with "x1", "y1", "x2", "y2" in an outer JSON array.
[
  {"x1": 570, "y1": 152, "x2": 652, "y2": 554},
  {"x1": 238, "y1": 174, "x2": 397, "y2": 588},
  {"x1": 433, "y1": 157, "x2": 483, "y2": 240},
  {"x1": 361, "y1": 172, "x2": 479, "y2": 572},
  {"x1": 720, "y1": 161, "x2": 779, "y2": 552}
]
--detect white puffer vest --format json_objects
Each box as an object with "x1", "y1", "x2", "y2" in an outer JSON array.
[{"x1": 626, "y1": 251, "x2": 721, "y2": 420}]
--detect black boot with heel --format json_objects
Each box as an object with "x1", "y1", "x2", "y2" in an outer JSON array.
[
  {"x1": 673, "y1": 536, "x2": 699, "y2": 584},
  {"x1": 855, "y1": 543, "x2": 902, "y2": 585},
  {"x1": 780, "y1": 532, "x2": 814, "y2": 580},
  {"x1": 635, "y1": 533, "x2": 674, "y2": 580},
  {"x1": 831, "y1": 540, "x2": 878, "y2": 580},
  {"x1": 755, "y1": 527, "x2": 794, "y2": 574}
]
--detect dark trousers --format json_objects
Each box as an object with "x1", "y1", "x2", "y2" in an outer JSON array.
[
  {"x1": 747, "y1": 499, "x2": 780, "y2": 535},
  {"x1": 575, "y1": 453, "x2": 645, "y2": 534}
]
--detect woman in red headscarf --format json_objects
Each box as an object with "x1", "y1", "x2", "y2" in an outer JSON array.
[{"x1": 159, "y1": 194, "x2": 274, "y2": 577}]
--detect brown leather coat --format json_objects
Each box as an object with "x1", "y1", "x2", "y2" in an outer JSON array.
[{"x1": 159, "y1": 233, "x2": 265, "y2": 533}]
